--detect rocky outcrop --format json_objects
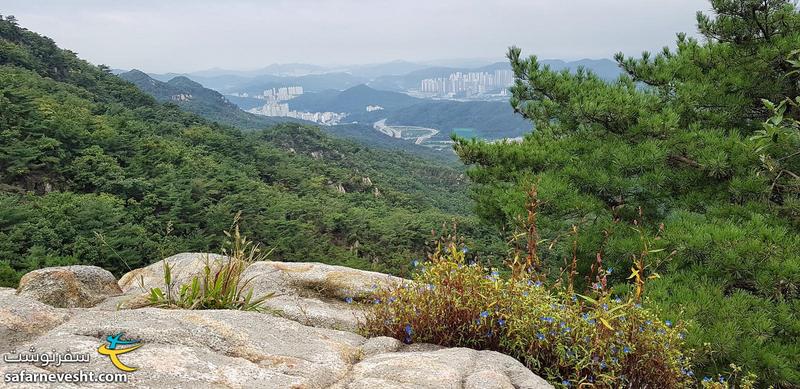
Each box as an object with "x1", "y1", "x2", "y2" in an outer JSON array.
[
  {"x1": 16, "y1": 265, "x2": 122, "y2": 308},
  {"x1": 1, "y1": 255, "x2": 553, "y2": 388},
  {"x1": 117, "y1": 253, "x2": 405, "y2": 331}
]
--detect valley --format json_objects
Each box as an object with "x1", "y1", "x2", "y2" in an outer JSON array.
[{"x1": 125, "y1": 60, "x2": 618, "y2": 152}]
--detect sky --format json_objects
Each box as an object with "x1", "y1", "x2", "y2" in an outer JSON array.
[{"x1": 2, "y1": 0, "x2": 707, "y2": 73}]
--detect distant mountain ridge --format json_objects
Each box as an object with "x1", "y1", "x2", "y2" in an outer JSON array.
[
  {"x1": 288, "y1": 84, "x2": 421, "y2": 113},
  {"x1": 118, "y1": 70, "x2": 306, "y2": 129},
  {"x1": 135, "y1": 58, "x2": 621, "y2": 96}
]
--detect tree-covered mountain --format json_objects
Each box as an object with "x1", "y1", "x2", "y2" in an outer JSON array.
[
  {"x1": 0, "y1": 16, "x2": 501, "y2": 289},
  {"x1": 454, "y1": 1, "x2": 800, "y2": 386},
  {"x1": 289, "y1": 84, "x2": 421, "y2": 113},
  {"x1": 118, "y1": 69, "x2": 305, "y2": 129},
  {"x1": 385, "y1": 100, "x2": 531, "y2": 140}
]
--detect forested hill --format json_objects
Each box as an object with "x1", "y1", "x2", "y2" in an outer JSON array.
[
  {"x1": 118, "y1": 69, "x2": 306, "y2": 130},
  {"x1": 0, "y1": 16, "x2": 492, "y2": 287}
]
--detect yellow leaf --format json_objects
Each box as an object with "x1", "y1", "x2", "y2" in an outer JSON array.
[{"x1": 599, "y1": 317, "x2": 614, "y2": 330}]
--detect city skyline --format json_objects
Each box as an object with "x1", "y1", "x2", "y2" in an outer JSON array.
[{"x1": 2, "y1": 0, "x2": 705, "y2": 73}]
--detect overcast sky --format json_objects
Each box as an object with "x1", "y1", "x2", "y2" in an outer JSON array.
[{"x1": 3, "y1": 0, "x2": 708, "y2": 73}]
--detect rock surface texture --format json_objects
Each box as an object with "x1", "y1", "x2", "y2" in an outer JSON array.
[
  {"x1": 2, "y1": 254, "x2": 553, "y2": 388},
  {"x1": 16, "y1": 265, "x2": 122, "y2": 308}
]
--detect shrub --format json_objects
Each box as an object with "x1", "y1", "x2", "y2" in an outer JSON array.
[
  {"x1": 148, "y1": 213, "x2": 273, "y2": 311},
  {"x1": 360, "y1": 189, "x2": 759, "y2": 388},
  {"x1": 361, "y1": 240, "x2": 694, "y2": 388}
]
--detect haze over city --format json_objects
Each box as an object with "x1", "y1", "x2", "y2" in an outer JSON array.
[{"x1": 3, "y1": 0, "x2": 704, "y2": 73}]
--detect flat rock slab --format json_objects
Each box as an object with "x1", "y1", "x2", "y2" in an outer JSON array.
[
  {"x1": 337, "y1": 346, "x2": 552, "y2": 389},
  {"x1": 0, "y1": 293, "x2": 552, "y2": 388}
]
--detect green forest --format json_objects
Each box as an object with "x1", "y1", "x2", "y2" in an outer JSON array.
[
  {"x1": 0, "y1": 15, "x2": 501, "y2": 288},
  {"x1": 1, "y1": 0, "x2": 800, "y2": 387}
]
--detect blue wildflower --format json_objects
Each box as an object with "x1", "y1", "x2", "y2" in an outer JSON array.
[
  {"x1": 461, "y1": 247, "x2": 469, "y2": 253},
  {"x1": 541, "y1": 316, "x2": 554, "y2": 323},
  {"x1": 665, "y1": 320, "x2": 673, "y2": 327},
  {"x1": 678, "y1": 332, "x2": 686, "y2": 340},
  {"x1": 571, "y1": 294, "x2": 577, "y2": 302},
  {"x1": 490, "y1": 270, "x2": 499, "y2": 278},
  {"x1": 534, "y1": 281, "x2": 543, "y2": 287},
  {"x1": 562, "y1": 380, "x2": 571, "y2": 387},
  {"x1": 412, "y1": 260, "x2": 419, "y2": 267},
  {"x1": 536, "y1": 333, "x2": 545, "y2": 340},
  {"x1": 404, "y1": 324, "x2": 413, "y2": 335},
  {"x1": 373, "y1": 298, "x2": 381, "y2": 304},
  {"x1": 389, "y1": 297, "x2": 396, "y2": 303},
  {"x1": 623, "y1": 346, "x2": 631, "y2": 354},
  {"x1": 582, "y1": 313, "x2": 590, "y2": 320},
  {"x1": 583, "y1": 336, "x2": 591, "y2": 343},
  {"x1": 345, "y1": 297, "x2": 353, "y2": 304},
  {"x1": 480, "y1": 311, "x2": 490, "y2": 318},
  {"x1": 601, "y1": 303, "x2": 609, "y2": 311},
  {"x1": 607, "y1": 267, "x2": 613, "y2": 274},
  {"x1": 600, "y1": 361, "x2": 607, "y2": 369},
  {"x1": 702, "y1": 377, "x2": 711, "y2": 383},
  {"x1": 613, "y1": 297, "x2": 622, "y2": 303},
  {"x1": 498, "y1": 319, "x2": 506, "y2": 327}
]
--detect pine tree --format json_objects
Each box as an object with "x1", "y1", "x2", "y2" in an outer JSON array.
[{"x1": 455, "y1": 1, "x2": 800, "y2": 386}]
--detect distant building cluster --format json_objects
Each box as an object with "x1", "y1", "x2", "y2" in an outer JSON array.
[
  {"x1": 365, "y1": 105, "x2": 384, "y2": 112},
  {"x1": 419, "y1": 69, "x2": 513, "y2": 97},
  {"x1": 230, "y1": 86, "x2": 303, "y2": 102},
  {"x1": 248, "y1": 103, "x2": 346, "y2": 125}
]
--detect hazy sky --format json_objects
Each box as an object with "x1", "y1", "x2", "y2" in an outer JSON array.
[{"x1": 3, "y1": 0, "x2": 707, "y2": 73}]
